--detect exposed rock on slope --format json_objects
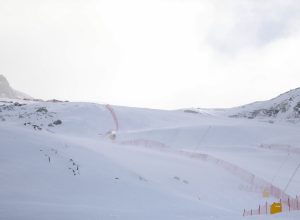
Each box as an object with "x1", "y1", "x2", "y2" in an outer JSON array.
[
  {"x1": 185, "y1": 87, "x2": 300, "y2": 123},
  {"x1": 228, "y1": 88, "x2": 300, "y2": 122}
]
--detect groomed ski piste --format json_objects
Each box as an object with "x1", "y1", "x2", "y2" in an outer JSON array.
[{"x1": 0, "y1": 96, "x2": 300, "y2": 219}]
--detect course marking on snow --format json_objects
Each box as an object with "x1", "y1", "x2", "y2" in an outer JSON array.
[
  {"x1": 259, "y1": 144, "x2": 300, "y2": 155},
  {"x1": 117, "y1": 137, "x2": 293, "y2": 202},
  {"x1": 104, "y1": 104, "x2": 119, "y2": 132}
]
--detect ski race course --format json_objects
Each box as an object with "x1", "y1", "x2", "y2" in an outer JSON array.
[{"x1": 1, "y1": 98, "x2": 300, "y2": 220}]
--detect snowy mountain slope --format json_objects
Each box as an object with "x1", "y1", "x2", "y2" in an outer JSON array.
[
  {"x1": 0, "y1": 75, "x2": 31, "y2": 99},
  {"x1": 186, "y1": 87, "x2": 300, "y2": 123},
  {"x1": 0, "y1": 111, "x2": 251, "y2": 220},
  {"x1": 227, "y1": 88, "x2": 300, "y2": 121},
  {"x1": 1, "y1": 96, "x2": 300, "y2": 219}
]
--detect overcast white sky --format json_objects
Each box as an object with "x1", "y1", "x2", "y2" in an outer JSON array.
[{"x1": 1, "y1": 0, "x2": 300, "y2": 109}]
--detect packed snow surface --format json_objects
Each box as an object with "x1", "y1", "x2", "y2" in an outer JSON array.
[{"x1": 1, "y1": 97, "x2": 300, "y2": 219}]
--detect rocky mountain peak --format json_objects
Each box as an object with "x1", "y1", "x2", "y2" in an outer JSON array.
[{"x1": 0, "y1": 75, "x2": 31, "y2": 99}]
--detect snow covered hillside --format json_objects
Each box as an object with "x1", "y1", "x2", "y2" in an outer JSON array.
[
  {"x1": 0, "y1": 75, "x2": 31, "y2": 99},
  {"x1": 1, "y1": 96, "x2": 300, "y2": 220},
  {"x1": 187, "y1": 88, "x2": 300, "y2": 123}
]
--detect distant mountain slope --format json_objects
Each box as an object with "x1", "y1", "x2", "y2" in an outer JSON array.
[
  {"x1": 0, "y1": 75, "x2": 32, "y2": 99},
  {"x1": 227, "y1": 88, "x2": 300, "y2": 122},
  {"x1": 185, "y1": 88, "x2": 300, "y2": 123}
]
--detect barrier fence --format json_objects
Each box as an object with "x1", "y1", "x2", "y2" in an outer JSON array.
[
  {"x1": 119, "y1": 138, "x2": 299, "y2": 217},
  {"x1": 283, "y1": 196, "x2": 300, "y2": 211},
  {"x1": 105, "y1": 104, "x2": 119, "y2": 131},
  {"x1": 243, "y1": 196, "x2": 300, "y2": 216},
  {"x1": 118, "y1": 138, "x2": 292, "y2": 204},
  {"x1": 103, "y1": 105, "x2": 298, "y2": 217},
  {"x1": 180, "y1": 150, "x2": 292, "y2": 199},
  {"x1": 120, "y1": 139, "x2": 169, "y2": 149},
  {"x1": 243, "y1": 202, "x2": 269, "y2": 216}
]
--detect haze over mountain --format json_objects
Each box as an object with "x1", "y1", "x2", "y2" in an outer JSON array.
[{"x1": 0, "y1": 75, "x2": 31, "y2": 99}]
